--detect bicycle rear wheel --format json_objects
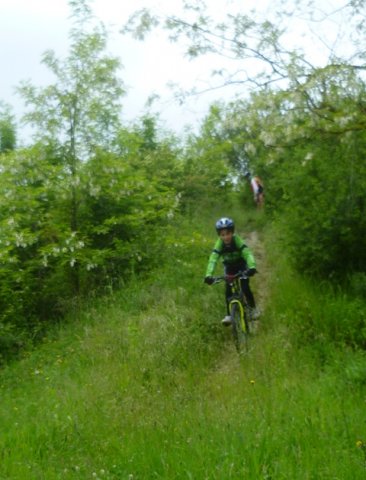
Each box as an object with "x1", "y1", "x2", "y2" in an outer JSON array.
[{"x1": 230, "y1": 301, "x2": 249, "y2": 353}]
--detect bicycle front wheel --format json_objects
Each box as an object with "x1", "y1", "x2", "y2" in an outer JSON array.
[{"x1": 230, "y1": 301, "x2": 249, "y2": 353}]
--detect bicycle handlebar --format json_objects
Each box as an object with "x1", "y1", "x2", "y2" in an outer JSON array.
[{"x1": 212, "y1": 270, "x2": 249, "y2": 285}]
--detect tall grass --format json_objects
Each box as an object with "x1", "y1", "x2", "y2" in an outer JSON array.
[{"x1": 1, "y1": 201, "x2": 366, "y2": 478}]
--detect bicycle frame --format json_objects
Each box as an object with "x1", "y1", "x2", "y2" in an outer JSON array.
[{"x1": 212, "y1": 271, "x2": 251, "y2": 352}]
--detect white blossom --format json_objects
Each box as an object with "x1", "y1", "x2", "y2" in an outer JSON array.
[
  {"x1": 245, "y1": 143, "x2": 256, "y2": 155},
  {"x1": 305, "y1": 152, "x2": 313, "y2": 161},
  {"x1": 89, "y1": 184, "x2": 101, "y2": 197},
  {"x1": 15, "y1": 233, "x2": 28, "y2": 248},
  {"x1": 337, "y1": 115, "x2": 353, "y2": 127}
]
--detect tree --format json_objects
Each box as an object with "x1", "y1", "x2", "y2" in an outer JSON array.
[
  {"x1": 0, "y1": 1, "x2": 180, "y2": 360},
  {"x1": 0, "y1": 103, "x2": 16, "y2": 152},
  {"x1": 121, "y1": 0, "x2": 366, "y2": 137},
  {"x1": 17, "y1": 0, "x2": 125, "y2": 292},
  {"x1": 213, "y1": 68, "x2": 366, "y2": 277}
]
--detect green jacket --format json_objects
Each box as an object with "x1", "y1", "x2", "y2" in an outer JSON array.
[{"x1": 205, "y1": 234, "x2": 256, "y2": 277}]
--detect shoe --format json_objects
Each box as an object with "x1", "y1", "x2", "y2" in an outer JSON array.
[{"x1": 221, "y1": 315, "x2": 232, "y2": 326}]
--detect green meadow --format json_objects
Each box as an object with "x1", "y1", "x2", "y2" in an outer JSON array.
[
  {"x1": 1, "y1": 206, "x2": 366, "y2": 479},
  {"x1": 1, "y1": 2, "x2": 366, "y2": 478}
]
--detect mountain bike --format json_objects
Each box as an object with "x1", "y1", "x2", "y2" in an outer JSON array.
[{"x1": 212, "y1": 271, "x2": 252, "y2": 353}]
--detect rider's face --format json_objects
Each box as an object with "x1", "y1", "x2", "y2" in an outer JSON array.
[{"x1": 219, "y1": 229, "x2": 233, "y2": 245}]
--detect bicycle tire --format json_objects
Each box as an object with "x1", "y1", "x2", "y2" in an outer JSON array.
[{"x1": 230, "y1": 301, "x2": 249, "y2": 353}]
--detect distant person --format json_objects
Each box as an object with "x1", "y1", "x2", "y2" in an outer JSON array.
[
  {"x1": 204, "y1": 217, "x2": 259, "y2": 325},
  {"x1": 245, "y1": 172, "x2": 264, "y2": 208}
]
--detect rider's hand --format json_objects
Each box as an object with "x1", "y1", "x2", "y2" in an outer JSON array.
[
  {"x1": 247, "y1": 268, "x2": 257, "y2": 277},
  {"x1": 204, "y1": 276, "x2": 214, "y2": 285}
]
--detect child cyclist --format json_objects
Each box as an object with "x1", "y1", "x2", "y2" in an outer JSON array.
[{"x1": 204, "y1": 217, "x2": 259, "y2": 325}]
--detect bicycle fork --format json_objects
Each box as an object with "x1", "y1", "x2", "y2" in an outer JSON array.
[{"x1": 229, "y1": 298, "x2": 246, "y2": 331}]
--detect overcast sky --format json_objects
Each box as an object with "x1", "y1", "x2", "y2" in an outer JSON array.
[
  {"x1": 1, "y1": 0, "x2": 239, "y2": 139},
  {"x1": 0, "y1": 0, "x2": 351, "y2": 142}
]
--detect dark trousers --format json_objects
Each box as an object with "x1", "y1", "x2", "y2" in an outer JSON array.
[{"x1": 224, "y1": 261, "x2": 256, "y2": 314}]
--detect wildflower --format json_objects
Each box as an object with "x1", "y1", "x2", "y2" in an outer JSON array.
[{"x1": 356, "y1": 439, "x2": 366, "y2": 466}]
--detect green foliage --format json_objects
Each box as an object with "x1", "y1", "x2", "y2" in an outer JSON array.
[
  {"x1": 0, "y1": 103, "x2": 16, "y2": 152},
  {"x1": 202, "y1": 68, "x2": 366, "y2": 279},
  {"x1": 1, "y1": 206, "x2": 366, "y2": 478},
  {"x1": 0, "y1": 4, "x2": 181, "y2": 360},
  {"x1": 0, "y1": 133, "x2": 179, "y2": 361},
  {"x1": 82, "y1": 147, "x2": 177, "y2": 275},
  {"x1": 122, "y1": 0, "x2": 366, "y2": 282},
  {"x1": 122, "y1": 0, "x2": 366, "y2": 283},
  {"x1": 264, "y1": 223, "x2": 366, "y2": 352},
  {"x1": 276, "y1": 133, "x2": 366, "y2": 277},
  {"x1": 18, "y1": 15, "x2": 124, "y2": 155},
  {"x1": 266, "y1": 72, "x2": 366, "y2": 277},
  {"x1": 174, "y1": 107, "x2": 236, "y2": 211}
]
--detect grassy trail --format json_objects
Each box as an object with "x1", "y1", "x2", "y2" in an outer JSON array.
[{"x1": 1, "y1": 218, "x2": 366, "y2": 479}]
